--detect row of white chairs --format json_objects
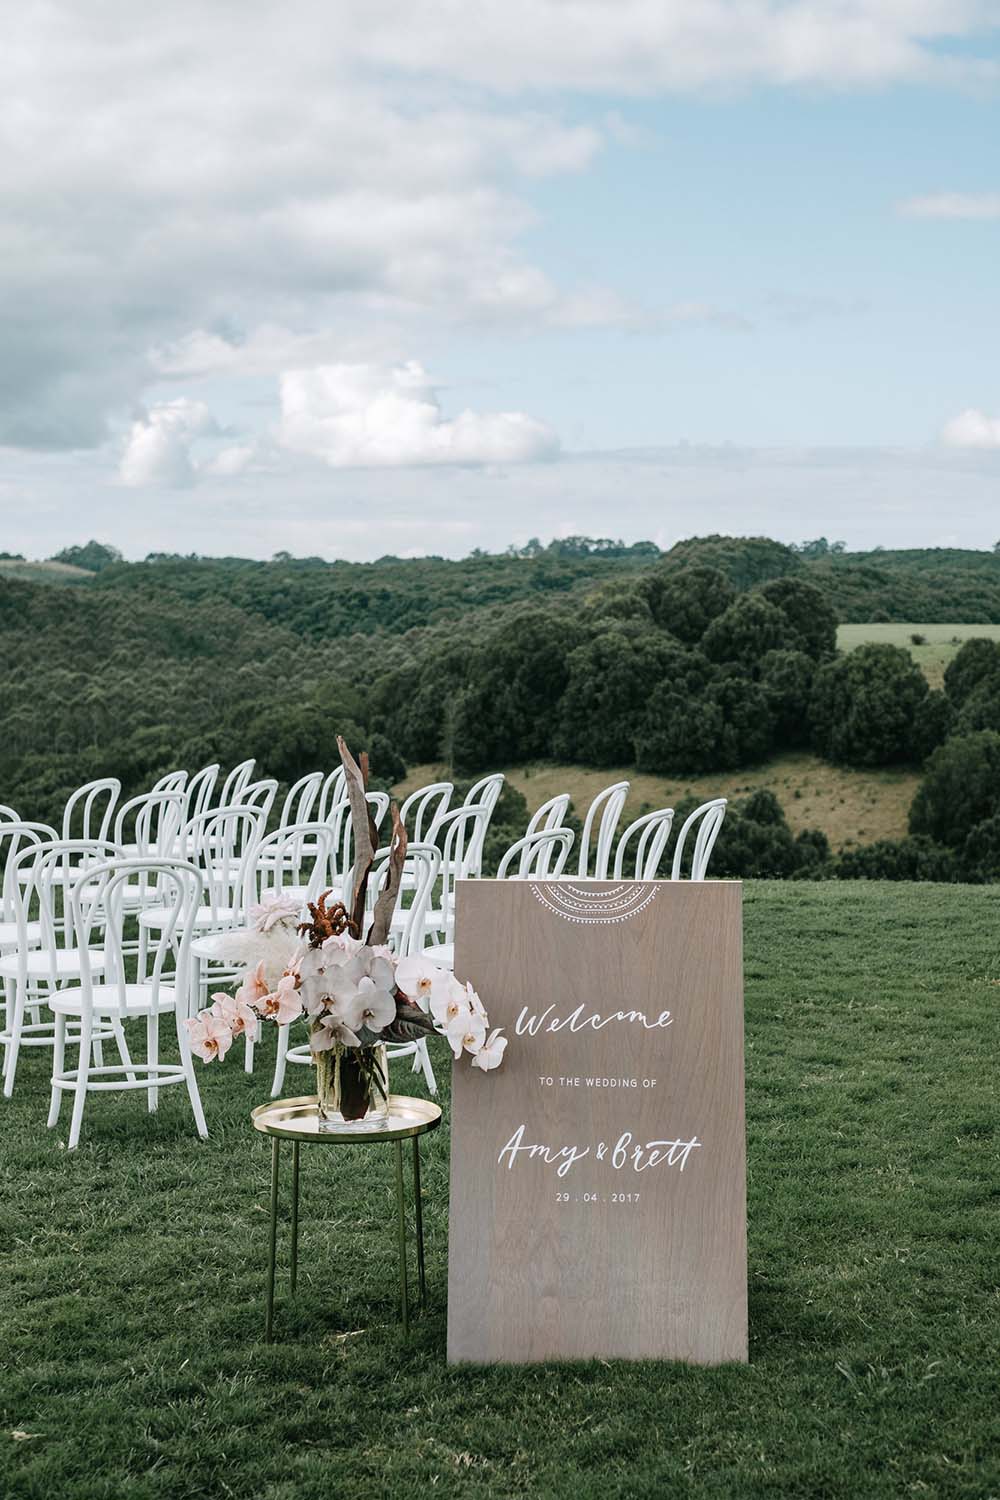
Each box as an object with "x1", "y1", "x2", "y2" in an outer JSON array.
[{"x1": 0, "y1": 760, "x2": 726, "y2": 1144}]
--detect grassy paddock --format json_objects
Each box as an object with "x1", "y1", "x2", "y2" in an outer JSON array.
[
  {"x1": 399, "y1": 755, "x2": 920, "y2": 850},
  {"x1": 837, "y1": 622, "x2": 1000, "y2": 689},
  {"x1": 2, "y1": 882, "x2": 999, "y2": 1499}
]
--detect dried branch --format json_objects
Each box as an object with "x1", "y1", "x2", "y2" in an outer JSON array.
[
  {"x1": 368, "y1": 802, "x2": 407, "y2": 946},
  {"x1": 337, "y1": 735, "x2": 375, "y2": 937}
]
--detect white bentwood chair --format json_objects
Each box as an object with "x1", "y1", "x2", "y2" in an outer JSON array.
[
  {"x1": 670, "y1": 799, "x2": 727, "y2": 881},
  {"x1": 496, "y1": 828, "x2": 575, "y2": 880},
  {"x1": 61, "y1": 778, "x2": 120, "y2": 844},
  {"x1": 0, "y1": 837, "x2": 125, "y2": 1097},
  {"x1": 613, "y1": 808, "x2": 675, "y2": 880},
  {"x1": 576, "y1": 781, "x2": 629, "y2": 879},
  {"x1": 47, "y1": 858, "x2": 208, "y2": 1150}
]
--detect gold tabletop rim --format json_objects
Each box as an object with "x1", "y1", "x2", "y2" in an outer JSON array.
[{"x1": 251, "y1": 1092, "x2": 443, "y2": 1143}]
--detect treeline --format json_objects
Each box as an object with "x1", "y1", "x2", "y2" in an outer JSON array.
[
  {"x1": 368, "y1": 559, "x2": 949, "y2": 777},
  {"x1": 5, "y1": 532, "x2": 1000, "y2": 881}
]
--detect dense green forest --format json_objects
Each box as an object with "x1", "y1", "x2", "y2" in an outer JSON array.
[{"x1": 4, "y1": 533, "x2": 1000, "y2": 881}]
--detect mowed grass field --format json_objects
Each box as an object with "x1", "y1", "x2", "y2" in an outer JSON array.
[
  {"x1": 2, "y1": 882, "x2": 998, "y2": 1499},
  {"x1": 400, "y1": 754, "x2": 920, "y2": 851},
  {"x1": 837, "y1": 622, "x2": 1000, "y2": 690}
]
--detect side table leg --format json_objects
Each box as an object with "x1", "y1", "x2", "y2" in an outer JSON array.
[
  {"x1": 412, "y1": 1136, "x2": 426, "y2": 1310},
  {"x1": 394, "y1": 1139, "x2": 409, "y2": 1337},
  {"x1": 266, "y1": 1137, "x2": 280, "y2": 1342},
  {"x1": 290, "y1": 1140, "x2": 300, "y2": 1296}
]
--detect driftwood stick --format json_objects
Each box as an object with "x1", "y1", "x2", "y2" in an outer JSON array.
[
  {"x1": 369, "y1": 803, "x2": 408, "y2": 946},
  {"x1": 338, "y1": 736, "x2": 375, "y2": 935}
]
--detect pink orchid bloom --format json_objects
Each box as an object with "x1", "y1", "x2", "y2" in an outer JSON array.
[
  {"x1": 211, "y1": 991, "x2": 259, "y2": 1042},
  {"x1": 184, "y1": 1010, "x2": 233, "y2": 1063},
  {"x1": 259, "y1": 972, "x2": 302, "y2": 1025},
  {"x1": 234, "y1": 961, "x2": 269, "y2": 1009}
]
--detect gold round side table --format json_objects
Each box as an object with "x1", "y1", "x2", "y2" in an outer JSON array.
[{"x1": 252, "y1": 1093, "x2": 442, "y2": 1342}]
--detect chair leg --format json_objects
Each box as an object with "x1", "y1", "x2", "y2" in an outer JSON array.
[
  {"x1": 244, "y1": 1030, "x2": 254, "y2": 1074},
  {"x1": 92, "y1": 1033, "x2": 105, "y2": 1070},
  {"x1": 270, "y1": 1023, "x2": 289, "y2": 1098},
  {"x1": 2, "y1": 978, "x2": 26, "y2": 1098},
  {"x1": 419, "y1": 1038, "x2": 438, "y2": 1095},
  {"x1": 47, "y1": 1013, "x2": 66, "y2": 1128},
  {"x1": 111, "y1": 1017, "x2": 136, "y2": 1082},
  {"x1": 147, "y1": 1013, "x2": 158, "y2": 1112},
  {"x1": 67, "y1": 1017, "x2": 91, "y2": 1151},
  {"x1": 179, "y1": 1028, "x2": 208, "y2": 1139}
]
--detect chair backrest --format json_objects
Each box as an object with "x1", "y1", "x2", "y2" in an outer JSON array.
[
  {"x1": 497, "y1": 828, "x2": 574, "y2": 880},
  {"x1": 241, "y1": 778, "x2": 279, "y2": 823},
  {"x1": 151, "y1": 769, "x2": 188, "y2": 795},
  {"x1": 184, "y1": 763, "x2": 220, "y2": 823},
  {"x1": 72, "y1": 858, "x2": 203, "y2": 1020},
  {"x1": 338, "y1": 793, "x2": 393, "y2": 910},
  {"x1": 577, "y1": 781, "x2": 630, "y2": 879},
  {"x1": 399, "y1": 782, "x2": 453, "y2": 844},
  {"x1": 434, "y1": 804, "x2": 492, "y2": 943},
  {"x1": 218, "y1": 759, "x2": 256, "y2": 807},
  {"x1": 525, "y1": 793, "x2": 570, "y2": 839},
  {"x1": 61, "y1": 778, "x2": 120, "y2": 844},
  {"x1": 277, "y1": 772, "x2": 323, "y2": 830},
  {"x1": 180, "y1": 805, "x2": 266, "y2": 917},
  {"x1": 316, "y1": 768, "x2": 348, "y2": 825},
  {"x1": 458, "y1": 775, "x2": 504, "y2": 878},
  {"x1": 113, "y1": 790, "x2": 186, "y2": 859},
  {"x1": 670, "y1": 799, "x2": 727, "y2": 881},
  {"x1": 613, "y1": 808, "x2": 675, "y2": 881},
  {"x1": 0, "y1": 804, "x2": 22, "y2": 822},
  {"x1": 242, "y1": 821, "x2": 338, "y2": 912},
  {"x1": 9, "y1": 838, "x2": 124, "y2": 960},
  {"x1": 463, "y1": 773, "x2": 504, "y2": 810},
  {"x1": 1, "y1": 822, "x2": 58, "y2": 921},
  {"x1": 367, "y1": 843, "x2": 441, "y2": 956}
]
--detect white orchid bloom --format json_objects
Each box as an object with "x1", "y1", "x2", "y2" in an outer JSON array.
[
  {"x1": 471, "y1": 1028, "x2": 508, "y2": 1071},
  {"x1": 396, "y1": 955, "x2": 446, "y2": 1014},
  {"x1": 320, "y1": 932, "x2": 365, "y2": 965},
  {"x1": 431, "y1": 971, "x2": 472, "y2": 1028},
  {"x1": 310, "y1": 1011, "x2": 361, "y2": 1050},
  {"x1": 446, "y1": 1007, "x2": 487, "y2": 1060},
  {"x1": 338, "y1": 974, "x2": 397, "y2": 1035}
]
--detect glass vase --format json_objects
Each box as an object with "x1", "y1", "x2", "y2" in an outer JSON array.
[{"x1": 312, "y1": 1040, "x2": 390, "y2": 1133}]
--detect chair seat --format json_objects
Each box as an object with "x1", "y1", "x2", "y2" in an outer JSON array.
[
  {"x1": 422, "y1": 943, "x2": 454, "y2": 968},
  {"x1": 0, "y1": 919, "x2": 42, "y2": 949},
  {"x1": 137, "y1": 905, "x2": 240, "y2": 931},
  {"x1": 48, "y1": 983, "x2": 177, "y2": 1017},
  {"x1": 0, "y1": 948, "x2": 106, "y2": 979}
]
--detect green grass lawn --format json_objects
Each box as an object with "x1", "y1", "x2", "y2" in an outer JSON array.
[
  {"x1": 837, "y1": 622, "x2": 1000, "y2": 689},
  {"x1": 2, "y1": 882, "x2": 999, "y2": 1499}
]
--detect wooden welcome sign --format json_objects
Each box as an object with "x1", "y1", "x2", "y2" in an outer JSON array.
[{"x1": 447, "y1": 879, "x2": 747, "y2": 1365}]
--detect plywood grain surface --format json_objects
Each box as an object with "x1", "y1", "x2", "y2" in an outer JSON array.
[{"x1": 447, "y1": 879, "x2": 747, "y2": 1365}]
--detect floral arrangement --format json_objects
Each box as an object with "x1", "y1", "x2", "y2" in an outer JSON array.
[{"x1": 185, "y1": 737, "x2": 506, "y2": 1122}]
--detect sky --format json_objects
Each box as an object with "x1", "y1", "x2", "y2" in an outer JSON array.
[{"x1": 2, "y1": 1, "x2": 999, "y2": 561}]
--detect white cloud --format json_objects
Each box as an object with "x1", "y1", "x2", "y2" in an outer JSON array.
[
  {"x1": 942, "y1": 408, "x2": 1000, "y2": 449},
  {"x1": 898, "y1": 192, "x2": 1000, "y2": 220},
  {"x1": 119, "y1": 399, "x2": 217, "y2": 487},
  {"x1": 277, "y1": 361, "x2": 559, "y2": 468},
  {"x1": 357, "y1": 0, "x2": 999, "y2": 92},
  {"x1": 2, "y1": 2, "x2": 997, "y2": 457}
]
